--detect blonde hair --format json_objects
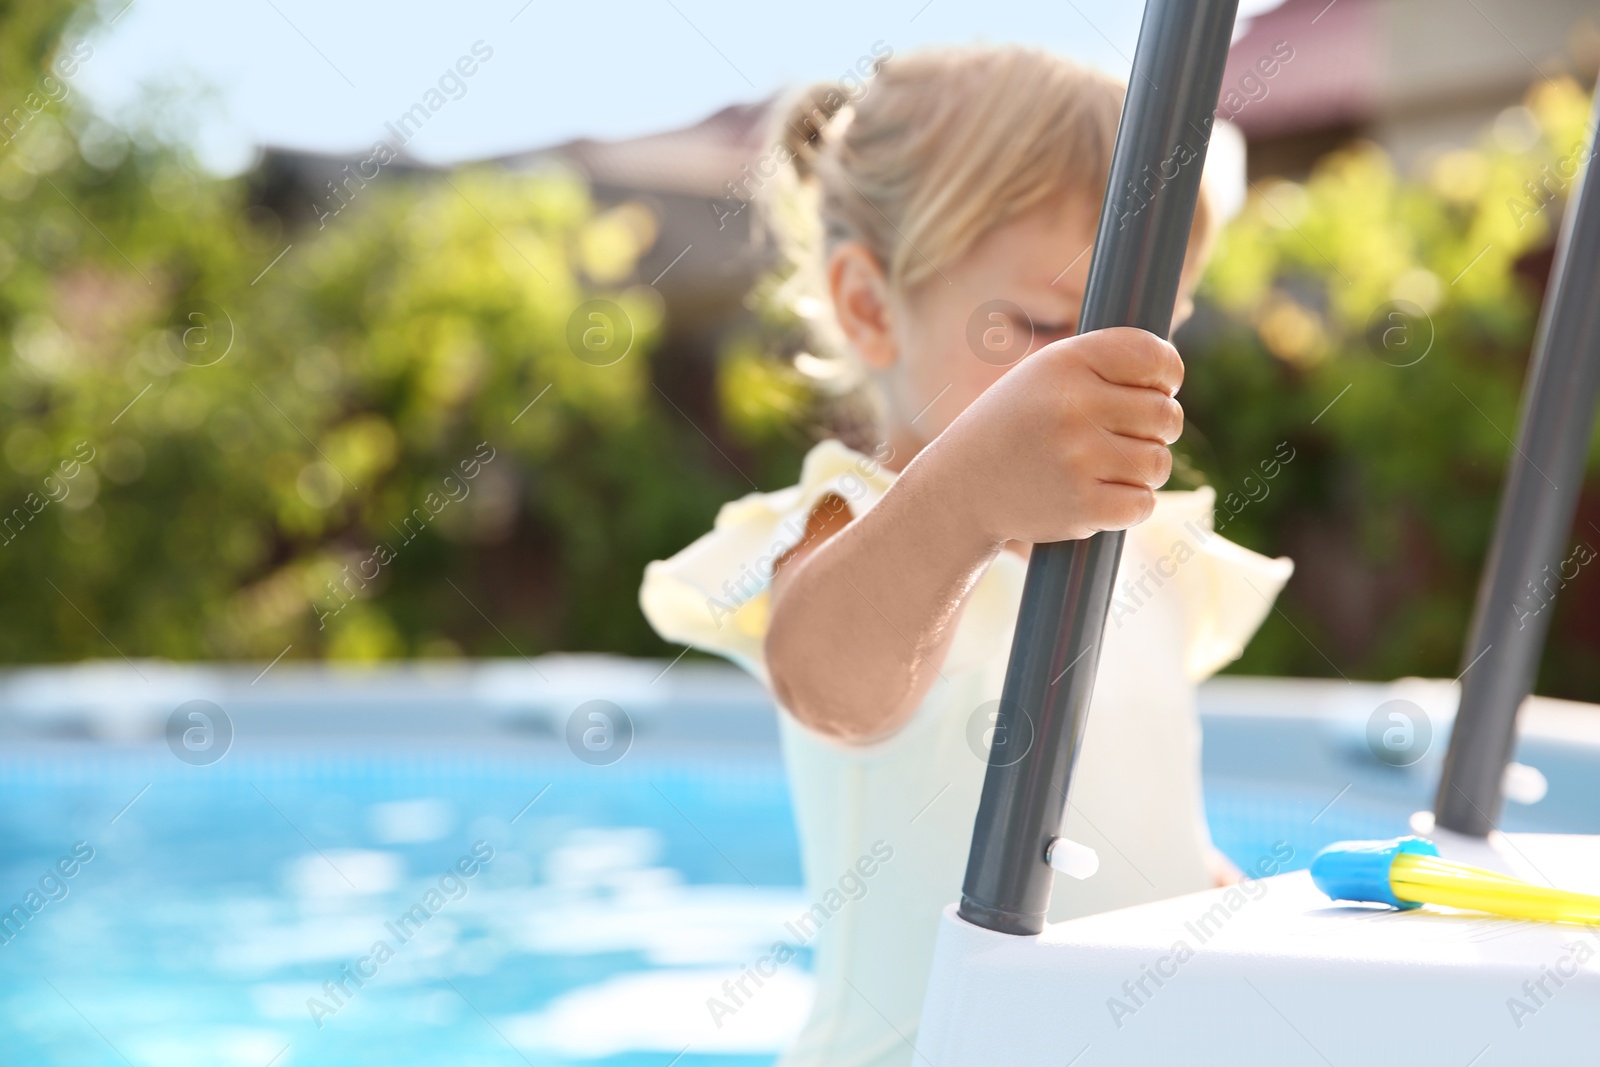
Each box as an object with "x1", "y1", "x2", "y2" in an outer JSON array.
[{"x1": 763, "y1": 44, "x2": 1215, "y2": 383}]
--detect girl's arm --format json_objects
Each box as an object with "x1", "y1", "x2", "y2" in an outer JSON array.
[
  {"x1": 764, "y1": 451, "x2": 998, "y2": 743},
  {"x1": 765, "y1": 328, "x2": 1185, "y2": 743}
]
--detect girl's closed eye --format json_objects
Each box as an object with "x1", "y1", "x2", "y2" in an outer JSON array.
[
  {"x1": 1025, "y1": 321, "x2": 1078, "y2": 354},
  {"x1": 1032, "y1": 321, "x2": 1077, "y2": 339}
]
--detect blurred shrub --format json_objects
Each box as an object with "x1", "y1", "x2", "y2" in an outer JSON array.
[
  {"x1": 1175, "y1": 79, "x2": 1600, "y2": 697},
  {"x1": 0, "y1": 3, "x2": 756, "y2": 663}
]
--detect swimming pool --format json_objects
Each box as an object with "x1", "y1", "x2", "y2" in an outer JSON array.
[{"x1": 2, "y1": 661, "x2": 1595, "y2": 1065}]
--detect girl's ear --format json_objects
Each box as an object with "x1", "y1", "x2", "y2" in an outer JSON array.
[{"x1": 827, "y1": 242, "x2": 898, "y2": 370}]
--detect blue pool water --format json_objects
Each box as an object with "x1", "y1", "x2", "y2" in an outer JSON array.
[
  {"x1": 0, "y1": 750, "x2": 807, "y2": 1066},
  {"x1": 1, "y1": 670, "x2": 1595, "y2": 1066}
]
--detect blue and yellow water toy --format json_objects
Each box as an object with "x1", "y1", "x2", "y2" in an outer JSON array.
[{"x1": 1312, "y1": 837, "x2": 1600, "y2": 924}]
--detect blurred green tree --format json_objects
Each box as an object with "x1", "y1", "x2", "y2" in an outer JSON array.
[
  {"x1": 0, "y1": 1, "x2": 764, "y2": 664},
  {"x1": 1171, "y1": 78, "x2": 1600, "y2": 698}
]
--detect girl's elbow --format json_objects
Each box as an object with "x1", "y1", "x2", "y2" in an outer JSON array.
[
  {"x1": 764, "y1": 624, "x2": 814, "y2": 718},
  {"x1": 765, "y1": 628, "x2": 837, "y2": 735},
  {"x1": 765, "y1": 638, "x2": 904, "y2": 744}
]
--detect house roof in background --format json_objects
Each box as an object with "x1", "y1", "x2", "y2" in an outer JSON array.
[
  {"x1": 502, "y1": 102, "x2": 772, "y2": 199},
  {"x1": 1224, "y1": 0, "x2": 1599, "y2": 141},
  {"x1": 1222, "y1": 0, "x2": 1381, "y2": 138}
]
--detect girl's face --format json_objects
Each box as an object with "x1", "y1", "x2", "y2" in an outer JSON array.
[{"x1": 827, "y1": 193, "x2": 1196, "y2": 468}]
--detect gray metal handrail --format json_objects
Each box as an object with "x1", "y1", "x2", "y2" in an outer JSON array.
[{"x1": 958, "y1": 0, "x2": 1241, "y2": 937}]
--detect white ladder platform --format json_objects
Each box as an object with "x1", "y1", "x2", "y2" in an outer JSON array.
[{"x1": 917, "y1": 834, "x2": 1600, "y2": 1065}]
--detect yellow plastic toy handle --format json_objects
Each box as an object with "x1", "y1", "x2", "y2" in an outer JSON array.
[{"x1": 1390, "y1": 853, "x2": 1600, "y2": 924}]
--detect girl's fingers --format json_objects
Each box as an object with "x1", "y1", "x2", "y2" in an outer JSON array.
[
  {"x1": 1078, "y1": 327, "x2": 1185, "y2": 395},
  {"x1": 1082, "y1": 382, "x2": 1184, "y2": 443},
  {"x1": 1088, "y1": 481, "x2": 1158, "y2": 530},
  {"x1": 1095, "y1": 434, "x2": 1173, "y2": 491}
]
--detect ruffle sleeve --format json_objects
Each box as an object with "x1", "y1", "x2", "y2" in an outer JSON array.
[
  {"x1": 1125, "y1": 485, "x2": 1295, "y2": 681},
  {"x1": 638, "y1": 440, "x2": 896, "y2": 683}
]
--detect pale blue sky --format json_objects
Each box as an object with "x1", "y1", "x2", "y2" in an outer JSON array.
[{"x1": 73, "y1": 0, "x2": 1280, "y2": 173}]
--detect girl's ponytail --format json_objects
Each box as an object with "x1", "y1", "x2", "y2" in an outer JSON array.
[{"x1": 779, "y1": 82, "x2": 854, "y2": 184}]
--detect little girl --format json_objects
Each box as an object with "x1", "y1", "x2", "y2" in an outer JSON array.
[{"x1": 641, "y1": 45, "x2": 1292, "y2": 1066}]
